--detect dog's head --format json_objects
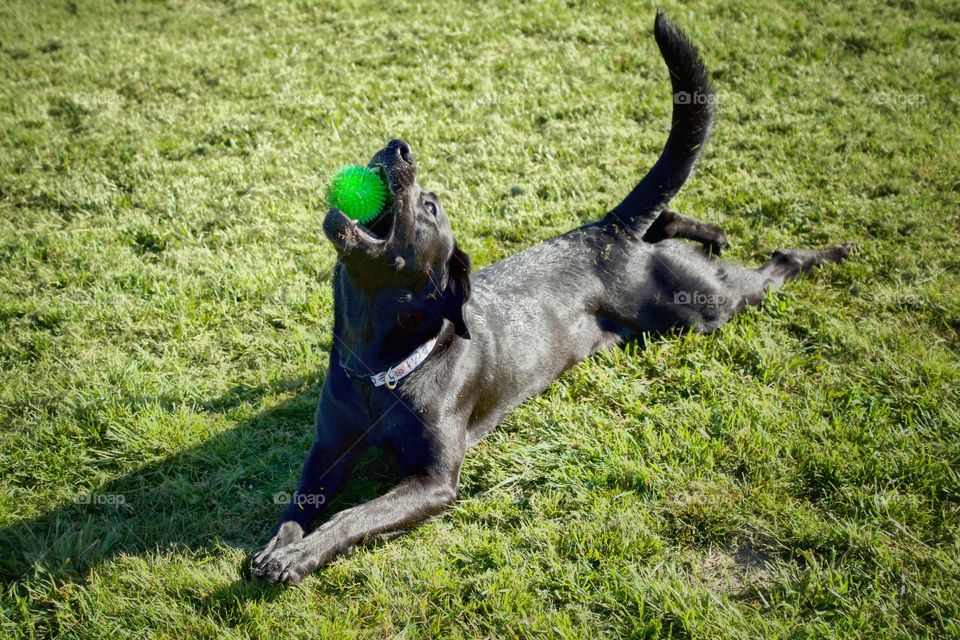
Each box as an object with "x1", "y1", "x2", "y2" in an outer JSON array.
[{"x1": 323, "y1": 139, "x2": 471, "y2": 338}]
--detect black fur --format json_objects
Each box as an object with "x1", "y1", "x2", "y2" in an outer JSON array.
[
  {"x1": 607, "y1": 13, "x2": 715, "y2": 234},
  {"x1": 249, "y1": 14, "x2": 850, "y2": 584}
]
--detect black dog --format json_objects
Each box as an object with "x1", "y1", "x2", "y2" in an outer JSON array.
[{"x1": 250, "y1": 13, "x2": 849, "y2": 584}]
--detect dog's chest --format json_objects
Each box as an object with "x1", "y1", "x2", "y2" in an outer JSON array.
[{"x1": 355, "y1": 389, "x2": 436, "y2": 470}]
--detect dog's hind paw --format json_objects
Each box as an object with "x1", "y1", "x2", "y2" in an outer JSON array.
[
  {"x1": 708, "y1": 230, "x2": 729, "y2": 256},
  {"x1": 827, "y1": 242, "x2": 857, "y2": 262}
]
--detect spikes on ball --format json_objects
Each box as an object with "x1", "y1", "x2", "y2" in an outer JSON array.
[{"x1": 327, "y1": 165, "x2": 389, "y2": 224}]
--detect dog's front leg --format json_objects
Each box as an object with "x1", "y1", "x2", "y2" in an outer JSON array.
[
  {"x1": 250, "y1": 381, "x2": 366, "y2": 578},
  {"x1": 249, "y1": 437, "x2": 361, "y2": 576},
  {"x1": 254, "y1": 463, "x2": 461, "y2": 585}
]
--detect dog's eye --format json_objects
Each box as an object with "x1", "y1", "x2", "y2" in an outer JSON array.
[{"x1": 424, "y1": 200, "x2": 437, "y2": 216}]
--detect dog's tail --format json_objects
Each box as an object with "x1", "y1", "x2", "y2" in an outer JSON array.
[{"x1": 603, "y1": 13, "x2": 715, "y2": 235}]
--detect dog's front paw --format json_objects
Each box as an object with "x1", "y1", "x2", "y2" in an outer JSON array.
[
  {"x1": 250, "y1": 541, "x2": 319, "y2": 585},
  {"x1": 249, "y1": 521, "x2": 304, "y2": 579}
]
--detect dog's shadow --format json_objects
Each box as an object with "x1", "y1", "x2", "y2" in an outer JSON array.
[{"x1": 0, "y1": 369, "x2": 402, "y2": 605}]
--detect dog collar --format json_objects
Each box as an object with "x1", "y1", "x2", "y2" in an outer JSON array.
[{"x1": 367, "y1": 335, "x2": 438, "y2": 389}]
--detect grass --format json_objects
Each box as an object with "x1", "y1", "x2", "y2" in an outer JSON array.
[{"x1": 0, "y1": 0, "x2": 958, "y2": 637}]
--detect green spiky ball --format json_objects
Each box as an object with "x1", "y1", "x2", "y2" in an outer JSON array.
[{"x1": 327, "y1": 165, "x2": 388, "y2": 224}]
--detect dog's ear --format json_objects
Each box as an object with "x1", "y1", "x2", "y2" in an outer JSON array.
[{"x1": 443, "y1": 242, "x2": 472, "y2": 339}]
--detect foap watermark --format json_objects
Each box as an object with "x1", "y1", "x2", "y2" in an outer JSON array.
[
  {"x1": 673, "y1": 90, "x2": 721, "y2": 106},
  {"x1": 674, "y1": 290, "x2": 726, "y2": 307},
  {"x1": 75, "y1": 492, "x2": 126, "y2": 506},
  {"x1": 272, "y1": 84, "x2": 328, "y2": 109},
  {"x1": 273, "y1": 491, "x2": 326, "y2": 507},
  {"x1": 872, "y1": 92, "x2": 926, "y2": 108}
]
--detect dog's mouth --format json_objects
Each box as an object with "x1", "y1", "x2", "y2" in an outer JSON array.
[{"x1": 323, "y1": 140, "x2": 417, "y2": 257}]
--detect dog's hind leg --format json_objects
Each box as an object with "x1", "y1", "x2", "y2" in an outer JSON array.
[
  {"x1": 605, "y1": 242, "x2": 852, "y2": 337},
  {"x1": 730, "y1": 244, "x2": 852, "y2": 308},
  {"x1": 643, "y1": 209, "x2": 729, "y2": 255}
]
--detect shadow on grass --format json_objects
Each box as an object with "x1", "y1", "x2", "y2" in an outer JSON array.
[
  {"x1": 0, "y1": 370, "x2": 402, "y2": 600},
  {"x1": 1, "y1": 334, "x2": 672, "y2": 616}
]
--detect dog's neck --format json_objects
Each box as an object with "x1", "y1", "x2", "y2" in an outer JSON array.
[{"x1": 332, "y1": 264, "x2": 446, "y2": 377}]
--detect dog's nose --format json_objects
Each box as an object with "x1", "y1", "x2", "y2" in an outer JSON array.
[{"x1": 389, "y1": 139, "x2": 414, "y2": 165}]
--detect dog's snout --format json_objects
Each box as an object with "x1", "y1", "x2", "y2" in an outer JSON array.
[{"x1": 389, "y1": 139, "x2": 414, "y2": 165}]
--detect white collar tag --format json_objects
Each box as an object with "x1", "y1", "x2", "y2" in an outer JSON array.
[{"x1": 370, "y1": 335, "x2": 438, "y2": 389}]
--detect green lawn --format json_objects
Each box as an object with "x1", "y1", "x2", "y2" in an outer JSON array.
[{"x1": 1, "y1": 0, "x2": 958, "y2": 637}]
